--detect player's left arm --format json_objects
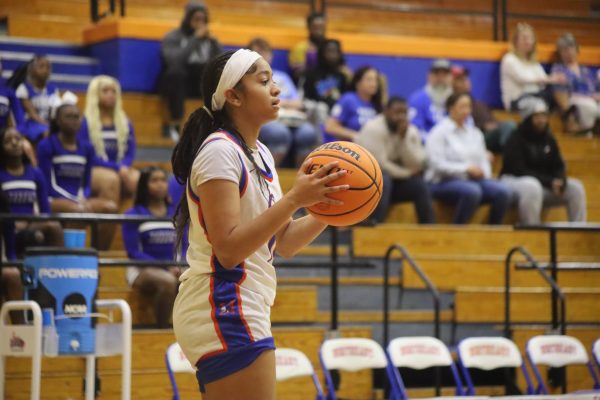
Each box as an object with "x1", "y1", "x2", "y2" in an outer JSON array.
[{"x1": 274, "y1": 215, "x2": 327, "y2": 258}]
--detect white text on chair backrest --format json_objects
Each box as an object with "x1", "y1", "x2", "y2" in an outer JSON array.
[
  {"x1": 459, "y1": 337, "x2": 522, "y2": 370},
  {"x1": 275, "y1": 348, "x2": 315, "y2": 381},
  {"x1": 321, "y1": 338, "x2": 388, "y2": 372},
  {"x1": 166, "y1": 342, "x2": 195, "y2": 374},
  {"x1": 527, "y1": 335, "x2": 589, "y2": 368},
  {"x1": 388, "y1": 337, "x2": 453, "y2": 370}
]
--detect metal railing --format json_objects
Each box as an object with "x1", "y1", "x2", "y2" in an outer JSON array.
[
  {"x1": 504, "y1": 246, "x2": 566, "y2": 339},
  {"x1": 383, "y1": 244, "x2": 442, "y2": 396}
]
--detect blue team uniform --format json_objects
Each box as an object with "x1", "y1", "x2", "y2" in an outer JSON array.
[
  {"x1": 77, "y1": 118, "x2": 136, "y2": 171},
  {"x1": 0, "y1": 165, "x2": 50, "y2": 215},
  {"x1": 326, "y1": 92, "x2": 377, "y2": 142}
]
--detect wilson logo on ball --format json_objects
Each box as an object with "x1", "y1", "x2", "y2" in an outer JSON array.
[{"x1": 314, "y1": 143, "x2": 361, "y2": 161}]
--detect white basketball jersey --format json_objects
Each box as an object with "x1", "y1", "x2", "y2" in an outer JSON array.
[{"x1": 181, "y1": 131, "x2": 282, "y2": 306}]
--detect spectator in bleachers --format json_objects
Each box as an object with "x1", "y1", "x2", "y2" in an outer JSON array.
[
  {"x1": 289, "y1": 11, "x2": 326, "y2": 82},
  {"x1": 15, "y1": 55, "x2": 59, "y2": 144},
  {"x1": 247, "y1": 38, "x2": 319, "y2": 167},
  {"x1": 0, "y1": 59, "x2": 25, "y2": 132},
  {"x1": 324, "y1": 66, "x2": 382, "y2": 142},
  {"x1": 303, "y1": 38, "x2": 351, "y2": 126},
  {"x1": 160, "y1": 2, "x2": 222, "y2": 142},
  {"x1": 426, "y1": 93, "x2": 512, "y2": 224},
  {"x1": 408, "y1": 59, "x2": 453, "y2": 141},
  {"x1": 0, "y1": 190, "x2": 23, "y2": 321},
  {"x1": 500, "y1": 23, "x2": 566, "y2": 112},
  {"x1": 122, "y1": 166, "x2": 179, "y2": 328},
  {"x1": 551, "y1": 33, "x2": 600, "y2": 135},
  {"x1": 79, "y1": 76, "x2": 139, "y2": 202},
  {"x1": 452, "y1": 65, "x2": 516, "y2": 153},
  {"x1": 357, "y1": 97, "x2": 434, "y2": 224},
  {"x1": 0, "y1": 127, "x2": 63, "y2": 256},
  {"x1": 501, "y1": 97, "x2": 586, "y2": 224},
  {"x1": 37, "y1": 102, "x2": 118, "y2": 250}
]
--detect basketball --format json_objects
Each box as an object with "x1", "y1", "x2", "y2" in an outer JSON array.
[{"x1": 304, "y1": 141, "x2": 383, "y2": 226}]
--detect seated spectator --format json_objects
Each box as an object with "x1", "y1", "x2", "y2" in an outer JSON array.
[
  {"x1": 325, "y1": 66, "x2": 382, "y2": 142},
  {"x1": 247, "y1": 38, "x2": 319, "y2": 167},
  {"x1": 303, "y1": 38, "x2": 351, "y2": 124},
  {"x1": 160, "y1": 2, "x2": 222, "y2": 141},
  {"x1": 0, "y1": 127, "x2": 62, "y2": 256},
  {"x1": 79, "y1": 76, "x2": 139, "y2": 201},
  {"x1": 122, "y1": 167, "x2": 180, "y2": 328},
  {"x1": 501, "y1": 98, "x2": 586, "y2": 225},
  {"x1": 0, "y1": 58, "x2": 25, "y2": 131},
  {"x1": 0, "y1": 191, "x2": 23, "y2": 322},
  {"x1": 426, "y1": 93, "x2": 512, "y2": 224},
  {"x1": 15, "y1": 55, "x2": 59, "y2": 144},
  {"x1": 357, "y1": 97, "x2": 434, "y2": 224},
  {"x1": 289, "y1": 12, "x2": 326, "y2": 83},
  {"x1": 37, "y1": 103, "x2": 117, "y2": 250},
  {"x1": 551, "y1": 33, "x2": 600, "y2": 135},
  {"x1": 452, "y1": 65, "x2": 516, "y2": 153},
  {"x1": 500, "y1": 23, "x2": 565, "y2": 112},
  {"x1": 408, "y1": 59, "x2": 453, "y2": 141}
]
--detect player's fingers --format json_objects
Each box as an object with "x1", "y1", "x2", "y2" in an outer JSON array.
[
  {"x1": 299, "y1": 157, "x2": 313, "y2": 175},
  {"x1": 325, "y1": 184, "x2": 350, "y2": 193},
  {"x1": 321, "y1": 169, "x2": 347, "y2": 183},
  {"x1": 313, "y1": 161, "x2": 340, "y2": 178},
  {"x1": 320, "y1": 196, "x2": 344, "y2": 206}
]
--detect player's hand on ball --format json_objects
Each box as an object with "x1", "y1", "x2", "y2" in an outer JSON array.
[{"x1": 287, "y1": 158, "x2": 349, "y2": 209}]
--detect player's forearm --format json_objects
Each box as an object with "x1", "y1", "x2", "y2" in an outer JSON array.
[{"x1": 275, "y1": 215, "x2": 327, "y2": 258}]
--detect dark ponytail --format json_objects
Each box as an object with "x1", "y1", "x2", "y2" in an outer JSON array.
[{"x1": 171, "y1": 50, "x2": 266, "y2": 250}]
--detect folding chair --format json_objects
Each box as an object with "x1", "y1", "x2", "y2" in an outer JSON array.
[
  {"x1": 165, "y1": 342, "x2": 195, "y2": 400},
  {"x1": 457, "y1": 337, "x2": 533, "y2": 395},
  {"x1": 526, "y1": 335, "x2": 600, "y2": 394},
  {"x1": 275, "y1": 347, "x2": 325, "y2": 400},
  {"x1": 319, "y1": 337, "x2": 388, "y2": 400},
  {"x1": 386, "y1": 336, "x2": 464, "y2": 400},
  {"x1": 593, "y1": 339, "x2": 600, "y2": 373}
]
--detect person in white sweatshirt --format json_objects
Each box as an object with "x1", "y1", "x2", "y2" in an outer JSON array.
[
  {"x1": 425, "y1": 92, "x2": 512, "y2": 224},
  {"x1": 500, "y1": 22, "x2": 566, "y2": 111},
  {"x1": 357, "y1": 97, "x2": 434, "y2": 223}
]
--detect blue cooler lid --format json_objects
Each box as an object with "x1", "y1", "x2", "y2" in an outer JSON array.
[{"x1": 25, "y1": 247, "x2": 98, "y2": 257}]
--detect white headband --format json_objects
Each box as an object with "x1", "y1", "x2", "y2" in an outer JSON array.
[{"x1": 211, "y1": 49, "x2": 262, "y2": 111}]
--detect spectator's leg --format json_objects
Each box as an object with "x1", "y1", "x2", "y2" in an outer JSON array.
[
  {"x1": 371, "y1": 174, "x2": 392, "y2": 223},
  {"x1": 429, "y1": 179, "x2": 482, "y2": 224},
  {"x1": 390, "y1": 176, "x2": 435, "y2": 224},
  {"x1": 132, "y1": 267, "x2": 178, "y2": 328},
  {"x1": 1, "y1": 267, "x2": 24, "y2": 323},
  {"x1": 292, "y1": 122, "x2": 319, "y2": 167},
  {"x1": 570, "y1": 95, "x2": 599, "y2": 132},
  {"x1": 161, "y1": 65, "x2": 188, "y2": 130},
  {"x1": 82, "y1": 198, "x2": 119, "y2": 250},
  {"x1": 478, "y1": 179, "x2": 512, "y2": 224},
  {"x1": 562, "y1": 177, "x2": 587, "y2": 222},
  {"x1": 500, "y1": 175, "x2": 543, "y2": 225},
  {"x1": 119, "y1": 167, "x2": 140, "y2": 198},
  {"x1": 92, "y1": 167, "x2": 121, "y2": 206},
  {"x1": 259, "y1": 121, "x2": 292, "y2": 166},
  {"x1": 29, "y1": 221, "x2": 63, "y2": 247}
]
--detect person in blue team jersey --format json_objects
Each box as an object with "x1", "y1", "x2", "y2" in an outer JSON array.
[
  {"x1": 324, "y1": 65, "x2": 382, "y2": 142},
  {"x1": 79, "y1": 76, "x2": 139, "y2": 203},
  {"x1": 122, "y1": 166, "x2": 180, "y2": 328},
  {"x1": 15, "y1": 55, "x2": 60, "y2": 144},
  {"x1": 37, "y1": 103, "x2": 118, "y2": 250},
  {"x1": 0, "y1": 58, "x2": 25, "y2": 132},
  {"x1": 0, "y1": 127, "x2": 62, "y2": 257}
]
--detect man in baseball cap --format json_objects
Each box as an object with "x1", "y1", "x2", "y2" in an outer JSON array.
[{"x1": 408, "y1": 58, "x2": 453, "y2": 141}]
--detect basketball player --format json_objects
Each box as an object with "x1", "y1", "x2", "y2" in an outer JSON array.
[{"x1": 171, "y1": 49, "x2": 349, "y2": 399}]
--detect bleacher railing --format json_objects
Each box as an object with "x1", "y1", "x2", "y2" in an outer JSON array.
[
  {"x1": 504, "y1": 245, "x2": 567, "y2": 394},
  {"x1": 383, "y1": 243, "x2": 442, "y2": 396}
]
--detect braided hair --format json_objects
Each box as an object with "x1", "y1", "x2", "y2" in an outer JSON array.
[{"x1": 171, "y1": 50, "x2": 266, "y2": 249}]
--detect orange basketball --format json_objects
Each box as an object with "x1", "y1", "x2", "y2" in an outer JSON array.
[{"x1": 304, "y1": 141, "x2": 383, "y2": 226}]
